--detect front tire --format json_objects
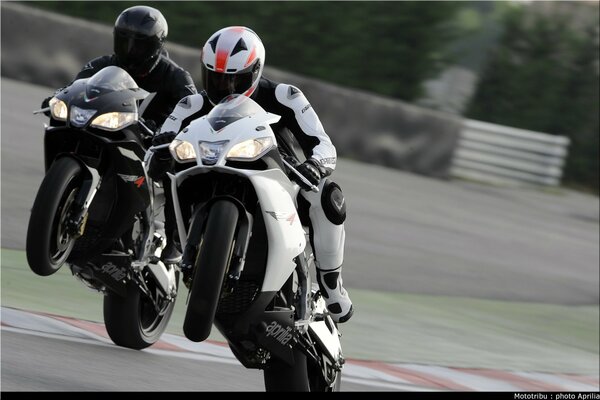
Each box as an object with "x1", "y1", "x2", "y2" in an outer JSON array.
[
  {"x1": 183, "y1": 200, "x2": 239, "y2": 342},
  {"x1": 104, "y1": 274, "x2": 176, "y2": 350},
  {"x1": 26, "y1": 157, "x2": 82, "y2": 276}
]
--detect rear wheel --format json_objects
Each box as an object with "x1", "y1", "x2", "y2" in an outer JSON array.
[
  {"x1": 263, "y1": 347, "x2": 310, "y2": 392},
  {"x1": 104, "y1": 269, "x2": 177, "y2": 350},
  {"x1": 26, "y1": 157, "x2": 82, "y2": 276},
  {"x1": 263, "y1": 346, "x2": 341, "y2": 391},
  {"x1": 183, "y1": 200, "x2": 239, "y2": 342}
]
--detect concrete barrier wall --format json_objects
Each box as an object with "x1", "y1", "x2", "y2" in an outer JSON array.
[{"x1": 1, "y1": 2, "x2": 461, "y2": 177}]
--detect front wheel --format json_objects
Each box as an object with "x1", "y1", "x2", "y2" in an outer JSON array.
[
  {"x1": 183, "y1": 200, "x2": 239, "y2": 342},
  {"x1": 26, "y1": 157, "x2": 82, "y2": 276}
]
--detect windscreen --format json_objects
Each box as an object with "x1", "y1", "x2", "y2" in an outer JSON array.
[
  {"x1": 86, "y1": 66, "x2": 139, "y2": 99},
  {"x1": 206, "y1": 94, "x2": 264, "y2": 131}
]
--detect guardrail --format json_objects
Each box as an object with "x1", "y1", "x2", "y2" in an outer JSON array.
[{"x1": 450, "y1": 119, "x2": 570, "y2": 186}]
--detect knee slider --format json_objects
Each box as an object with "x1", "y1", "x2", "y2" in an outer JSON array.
[{"x1": 321, "y1": 180, "x2": 346, "y2": 225}]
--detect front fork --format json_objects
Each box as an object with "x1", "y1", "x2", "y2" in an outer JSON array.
[
  {"x1": 64, "y1": 161, "x2": 101, "y2": 238},
  {"x1": 179, "y1": 197, "x2": 253, "y2": 289}
]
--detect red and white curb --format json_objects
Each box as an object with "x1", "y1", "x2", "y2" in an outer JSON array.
[{"x1": 1, "y1": 307, "x2": 598, "y2": 391}]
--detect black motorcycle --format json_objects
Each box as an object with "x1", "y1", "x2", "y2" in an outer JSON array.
[{"x1": 27, "y1": 66, "x2": 178, "y2": 349}]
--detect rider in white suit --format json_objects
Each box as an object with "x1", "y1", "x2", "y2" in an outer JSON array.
[{"x1": 153, "y1": 26, "x2": 353, "y2": 323}]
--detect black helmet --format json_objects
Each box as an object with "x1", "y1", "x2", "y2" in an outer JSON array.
[{"x1": 113, "y1": 6, "x2": 168, "y2": 77}]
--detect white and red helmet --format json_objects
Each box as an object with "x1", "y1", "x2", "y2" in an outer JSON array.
[{"x1": 201, "y1": 26, "x2": 266, "y2": 105}]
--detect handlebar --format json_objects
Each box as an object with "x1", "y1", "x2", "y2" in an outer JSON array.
[
  {"x1": 138, "y1": 119, "x2": 156, "y2": 137},
  {"x1": 33, "y1": 107, "x2": 50, "y2": 115},
  {"x1": 147, "y1": 143, "x2": 170, "y2": 153}
]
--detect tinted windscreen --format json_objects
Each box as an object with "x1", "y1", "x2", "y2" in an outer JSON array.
[{"x1": 86, "y1": 66, "x2": 139, "y2": 98}]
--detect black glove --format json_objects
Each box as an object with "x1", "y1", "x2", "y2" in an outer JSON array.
[
  {"x1": 152, "y1": 131, "x2": 177, "y2": 147},
  {"x1": 143, "y1": 119, "x2": 158, "y2": 135},
  {"x1": 295, "y1": 159, "x2": 322, "y2": 191}
]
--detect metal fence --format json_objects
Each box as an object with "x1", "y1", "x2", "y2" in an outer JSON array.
[{"x1": 450, "y1": 119, "x2": 570, "y2": 187}]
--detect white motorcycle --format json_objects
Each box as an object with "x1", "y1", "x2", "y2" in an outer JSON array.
[{"x1": 155, "y1": 94, "x2": 344, "y2": 391}]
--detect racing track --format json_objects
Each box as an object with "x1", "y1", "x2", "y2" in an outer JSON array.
[{"x1": 2, "y1": 78, "x2": 599, "y2": 391}]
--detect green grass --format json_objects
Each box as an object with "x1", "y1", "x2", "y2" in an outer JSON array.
[{"x1": 2, "y1": 248, "x2": 598, "y2": 374}]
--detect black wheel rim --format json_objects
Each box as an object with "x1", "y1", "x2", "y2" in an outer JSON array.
[
  {"x1": 49, "y1": 187, "x2": 77, "y2": 264},
  {"x1": 138, "y1": 277, "x2": 171, "y2": 336}
]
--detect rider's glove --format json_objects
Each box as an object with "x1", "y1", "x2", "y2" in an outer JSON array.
[
  {"x1": 152, "y1": 131, "x2": 177, "y2": 159},
  {"x1": 295, "y1": 159, "x2": 322, "y2": 191},
  {"x1": 152, "y1": 131, "x2": 177, "y2": 147},
  {"x1": 144, "y1": 119, "x2": 159, "y2": 135}
]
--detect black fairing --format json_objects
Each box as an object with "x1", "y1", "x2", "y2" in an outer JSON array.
[
  {"x1": 43, "y1": 67, "x2": 153, "y2": 288},
  {"x1": 54, "y1": 77, "x2": 147, "y2": 128}
]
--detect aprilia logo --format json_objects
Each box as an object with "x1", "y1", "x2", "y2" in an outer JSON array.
[
  {"x1": 265, "y1": 321, "x2": 293, "y2": 345},
  {"x1": 99, "y1": 262, "x2": 127, "y2": 281}
]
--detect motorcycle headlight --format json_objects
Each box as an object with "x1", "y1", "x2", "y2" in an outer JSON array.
[
  {"x1": 70, "y1": 106, "x2": 97, "y2": 127},
  {"x1": 226, "y1": 137, "x2": 274, "y2": 161},
  {"x1": 49, "y1": 97, "x2": 68, "y2": 121},
  {"x1": 199, "y1": 141, "x2": 229, "y2": 165},
  {"x1": 169, "y1": 139, "x2": 197, "y2": 163},
  {"x1": 90, "y1": 112, "x2": 137, "y2": 131}
]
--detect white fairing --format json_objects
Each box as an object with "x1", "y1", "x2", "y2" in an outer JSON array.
[
  {"x1": 169, "y1": 95, "x2": 306, "y2": 293},
  {"x1": 248, "y1": 170, "x2": 306, "y2": 292}
]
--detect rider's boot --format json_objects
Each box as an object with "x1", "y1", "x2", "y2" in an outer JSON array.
[
  {"x1": 316, "y1": 265, "x2": 353, "y2": 323},
  {"x1": 162, "y1": 236, "x2": 182, "y2": 264}
]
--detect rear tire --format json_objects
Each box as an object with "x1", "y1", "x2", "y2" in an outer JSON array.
[
  {"x1": 104, "y1": 276, "x2": 176, "y2": 350},
  {"x1": 26, "y1": 157, "x2": 82, "y2": 276},
  {"x1": 263, "y1": 347, "x2": 310, "y2": 392},
  {"x1": 183, "y1": 201, "x2": 239, "y2": 342},
  {"x1": 264, "y1": 347, "x2": 341, "y2": 392}
]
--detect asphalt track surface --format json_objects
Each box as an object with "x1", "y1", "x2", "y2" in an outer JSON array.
[
  {"x1": 2, "y1": 329, "x2": 389, "y2": 391},
  {"x1": 1, "y1": 78, "x2": 599, "y2": 391}
]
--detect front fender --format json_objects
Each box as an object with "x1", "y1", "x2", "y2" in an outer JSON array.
[{"x1": 169, "y1": 166, "x2": 306, "y2": 293}]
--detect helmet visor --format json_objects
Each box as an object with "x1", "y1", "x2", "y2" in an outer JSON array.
[
  {"x1": 114, "y1": 29, "x2": 161, "y2": 72},
  {"x1": 202, "y1": 67, "x2": 253, "y2": 105}
]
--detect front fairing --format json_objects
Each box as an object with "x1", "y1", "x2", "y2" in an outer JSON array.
[
  {"x1": 53, "y1": 66, "x2": 148, "y2": 130},
  {"x1": 169, "y1": 96, "x2": 305, "y2": 293},
  {"x1": 173, "y1": 116, "x2": 281, "y2": 168}
]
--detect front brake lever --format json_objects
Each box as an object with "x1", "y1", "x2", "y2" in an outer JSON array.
[
  {"x1": 33, "y1": 107, "x2": 50, "y2": 115},
  {"x1": 281, "y1": 158, "x2": 319, "y2": 193}
]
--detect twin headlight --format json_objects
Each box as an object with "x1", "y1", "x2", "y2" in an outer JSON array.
[
  {"x1": 49, "y1": 97, "x2": 137, "y2": 131},
  {"x1": 169, "y1": 137, "x2": 274, "y2": 165}
]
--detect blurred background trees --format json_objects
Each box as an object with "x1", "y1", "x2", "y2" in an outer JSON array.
[
  {"x1": 28, "y1": 1, "x2": 599, "y2": 192},
  {"x1": 466, "y1": 2, "x2": 599, "y2": 192},
  {"x1": 30, "y1": 1, "x2": 468, "y2": 101}
]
